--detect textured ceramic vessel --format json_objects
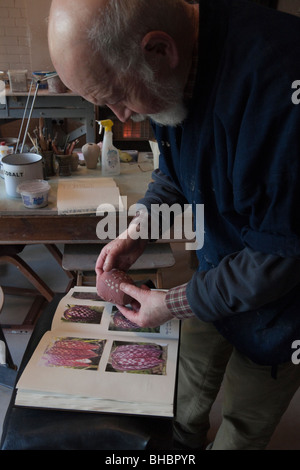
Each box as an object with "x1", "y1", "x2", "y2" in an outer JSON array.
[
  {"x1": 97, "y1": 269, "x2": 134, "y2": 305},
  {"x1": 82, "y1": 143, "x2": 100, "y2": 169}
]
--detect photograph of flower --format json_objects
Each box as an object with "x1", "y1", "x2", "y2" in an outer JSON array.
[
  {"x1": 61, "y1": 304, "x2": 104, "y2": 324},
  {"x1": 71, "y1": 291, "x2": 103, "y2": 301},
  {"x1": 39, "y1": 337, "x2": 106, "y2": 370},
  {"x1": 108, "y1": 306, "x2": 160, "y2": 333},
  {"x1": 106, "y1": 341, "x2": 167, "y2": 375}
]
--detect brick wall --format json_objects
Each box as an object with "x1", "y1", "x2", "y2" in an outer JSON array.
[
  {"x1": 0, "y1": 0, "x2": 299, "y2": 78},
  {"x1": 0, "y1": 0, "x2": 31, "y2": 74}
]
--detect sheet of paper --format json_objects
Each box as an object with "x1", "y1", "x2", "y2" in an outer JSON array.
[{"x1": 57, "y1": 178, "x2": 123, "y2": 214}]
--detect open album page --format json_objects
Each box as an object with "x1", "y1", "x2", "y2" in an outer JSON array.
[{"x1": 16, "y1": 287, "x2": 180, "y2": 417}]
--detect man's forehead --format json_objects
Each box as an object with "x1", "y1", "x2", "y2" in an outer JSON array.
[{"x1": 75, "y1": 68, "x2": 127, "y2": 107}]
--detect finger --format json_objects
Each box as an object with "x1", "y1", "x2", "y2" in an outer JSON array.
[
  {"x1": 95, "y1": 267, "x2": 104, "y2": 276},
  {"x1": 95, "y1": 261, "x2": 104, "y2": 275},
  {"x1": 102, "y1": 252, "x2": 118, "y2": 272},
  {"x1": 95, "y1": 250, "x2": 107, "y2": 274},
  {"x1": 102, "y1": 254, "x2": 113, "y2": 271},
  {"x1": 116, "y1": 304, "x2": 142, "y2": 325},
  {"x1": 95, "y1": 245, "x2": 117, "y2": 273},
  {"x1": 120, "y1": 283, "x2": 147, "y2": 303}
]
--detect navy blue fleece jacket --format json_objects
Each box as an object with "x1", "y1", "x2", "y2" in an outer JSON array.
[{"x1": 138, "y1": 0, "x2": 300, "y2": 365}]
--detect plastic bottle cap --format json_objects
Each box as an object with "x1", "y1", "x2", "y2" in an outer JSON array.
[{"x1": 98, "y1": 119, "x2": 114, "y2": 133}]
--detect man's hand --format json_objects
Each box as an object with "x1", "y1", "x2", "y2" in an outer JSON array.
[
  {"x1": 116, "y1": 284, "x2": 174, "y2": 328},
  {"x1": 95, "y1": 230, "x2": 148, "y2": 275}
]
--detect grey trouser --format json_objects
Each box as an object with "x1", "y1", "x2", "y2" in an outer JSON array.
[{"x1": 173, "y1": 317, "x2": 300, "y2": 450}]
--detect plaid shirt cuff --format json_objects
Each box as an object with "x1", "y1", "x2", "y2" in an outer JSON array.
[{"x1": 165, "y1": 284, "x2": 194, "y2": 320}]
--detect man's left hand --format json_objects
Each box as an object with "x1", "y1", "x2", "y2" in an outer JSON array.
[{"x1": 116, "y1": 284, "x2": 174, "y2": 328}]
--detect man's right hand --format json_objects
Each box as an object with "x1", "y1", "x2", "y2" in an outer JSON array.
[{"x1": 95, "y1": 228, "x2": 148, "y2": 275}]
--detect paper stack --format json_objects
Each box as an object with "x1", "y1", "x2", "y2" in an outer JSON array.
[{"x1": 57, "y1": 178, "x2": 124, "y2": 215}]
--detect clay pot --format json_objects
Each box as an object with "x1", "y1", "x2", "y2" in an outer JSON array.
[{"x1": 82, "y1": 143, "x2": 100, "y2": 169}]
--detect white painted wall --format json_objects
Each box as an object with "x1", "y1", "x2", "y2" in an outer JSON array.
[
  {"x1": 26, "y1": 0, "x2": 53, "y2": 72},
  {"x1": 0, "y1": 0, "x2": 53, "y2": 75},
  {"x1": 0, "y1": 0, "x2": 31, "y2": 73},
  {"x1": 0, "y1": 0, "x2": 299, "y2": 76}
]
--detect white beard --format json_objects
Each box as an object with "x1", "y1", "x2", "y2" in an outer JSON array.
[
  {"x1": 131, "y1": 99, "x2": 188, "y2": 127},
  {"x1": 130, "y1": 71, "x2": 188, "y2": 127}
]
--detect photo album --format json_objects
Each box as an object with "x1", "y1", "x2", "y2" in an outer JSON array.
[{"x1": 15, "y1": 287, "x2": 180, "y2": 417}]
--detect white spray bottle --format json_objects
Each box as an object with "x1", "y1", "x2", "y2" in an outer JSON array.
[{"x1": 97, "y1": 119, "x2": 120, "y2": 176}]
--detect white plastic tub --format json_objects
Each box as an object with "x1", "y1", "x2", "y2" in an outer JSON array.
[
  {"x1": 17, "y1": 179, "x2": 50, "y2": 209},
  {"x1": 8, "y1": 69, "x2": 28, "y2": 92}
]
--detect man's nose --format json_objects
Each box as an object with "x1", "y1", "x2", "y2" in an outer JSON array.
[{"x1": 107, "y1": 104, "x2": 133, "y2": 122}]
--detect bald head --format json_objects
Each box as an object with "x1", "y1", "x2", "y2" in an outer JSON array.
[
  {"x1": 49, "y1": 0, "x2": 105, "y2": 47},
  {"x1": 48, "y1": 0, "x2": 199, "y2": 125},
  {"x1": 48, "y1": 0, "x2": 105, "y2": 92}
]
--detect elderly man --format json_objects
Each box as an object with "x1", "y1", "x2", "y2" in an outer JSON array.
[{"x1": 49, "y1": 0, "x2": 300, "y2": 450}]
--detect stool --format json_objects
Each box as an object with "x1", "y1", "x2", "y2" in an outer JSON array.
[
  {"x1": 62, "y1": 243, "x2": 175, "y2": 289},
  {"x1": 0, "y1": 244, "x2": 76, "y2": 329},
  {"x1": 0, "y1": 295, "x2": 173, "y2": 450}
]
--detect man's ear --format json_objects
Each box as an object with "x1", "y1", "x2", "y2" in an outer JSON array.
[{"x1": 141, "y1": 31, "x2": 179, "y2": 69}]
